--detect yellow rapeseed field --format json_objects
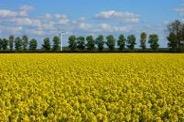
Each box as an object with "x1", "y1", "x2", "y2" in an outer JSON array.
[{"x1": 0, "y1": 54, "x2": 184, "y2": 121}]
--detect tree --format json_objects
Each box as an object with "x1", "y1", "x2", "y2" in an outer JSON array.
[
  {"x1": 117, "y1": 34, "x2": 126, "y2": 50},
  {"x1": 127, "y1": 35, "x2": 136, "y2": 50},
  {"x1": 29, "y1": 39, "x2": 37, "y2": 51},
  {"x1": 15, "y1": 37, "x2": 22, "y2": 51},
  {"x1": 86, "y1": 35, "x2": 95, "y2": 51},
  {"x1": 140, "y1": 32, "x2": 147, "y2": 50},
  {"x1": 2, "y1": 38, "x2": 8, "y2": 51},
  {"x1": 106, "y1": 35, "x2": 115, "y2": 50},
  {"x1": 68, "y1": 35, "x2": 77, "y2": 51},
  {"x1": 167, "y1": 32, "x2": 177, "y2": 51},
  {"x1": 77, "y1": 36, "x2": 85, "y2": 50},
  {"x1": 52, "y1": 36, "x2": 61, "y2": 51},
  {"x1": 167, "y1": 20, "x2": 184, "y2": 50},
  {"x1": 22, "y1": 35, "x2": 29, "y2": 51},
  {"x1": 96, "y1": 35, "x2": 105, "y2": 51},
  {"x1": 148, "y1": 34, "x2": 159, "y2": 51},
  {"x1": 42, "y1": 37, "x2": 51, "y2": 51},
  {"x1": 9, "y1": 35, "x2": 14, "y2": 51},
  {"x1": 0, "y1": 38, "x2": 3, "y2": 50}
]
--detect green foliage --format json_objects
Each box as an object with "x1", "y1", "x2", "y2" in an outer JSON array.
[
  {"x1": 29, "y1": 39, "x2": 37, "y2": 51},
  {"x1": 127, "y1": 34, "x2": 136, "y2": 50},
  {"x1": 149, "y1": 34, "x2": 159, "y2": 50},
  {"x1": 42, "y1": 37, "x2": 51, "y2": 51},
  {"x1": 86, "y1": 35, "x2": 95, "y2": 51},
  {"x1": 68, "y1": 35, "x2": 77, "y2": 51},
  {"x1": 77, "y1": 36, "x2": 85, "y2": 50},
  {"x1": 52, "y1": 36, "x2": 61, "y2": 51},
  {"x1": 0, "y1": 38, "x2": 3, "y2": 50},
  {"x1": 96, "y1": 35, "x2": 105, "y2": 51},
  {"x1": 167, "y1": 32, "x2": 177, "y2": 51},
  {"x1": 15, "y1": 37, "x2": 23, "y2": 51},
  {"x1": 106, "y1": 35, "x2": 115, "y2": 50},
  {"x1": 22, "y1": 35, "x2": 29, "y2": 51},
  {"x1": 167, "y1": 20, "x2": 184, "y2": 50},
  {"x1": 140, "y1": 32, "x2": 147, "y2": 50},
  {"x1": 2, "y1": 38, "x2": 8, "y2": 51},
  {"x1": 117, "y1": 34, "x2": 126, "y2": 50},
  {"x1": 9, "y1": 35, "x2": 14, "y2": 51}
]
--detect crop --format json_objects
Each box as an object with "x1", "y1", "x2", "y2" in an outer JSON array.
[{"x1": 0, "y1": 54, "x2": 184, "y2": 121}]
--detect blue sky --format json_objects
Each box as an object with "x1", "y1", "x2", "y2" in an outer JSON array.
[{"x1": 0, "y1": 0, "x2": 183, "y2": 47}]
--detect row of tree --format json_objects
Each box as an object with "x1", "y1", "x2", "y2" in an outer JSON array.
[
  {"x1": 67, "y1": 20, "x2": 184, "y2": 52},
  {"x1": 68, "y1": 33, "x2": 159, "y2": 51},
  {"x1": 0, "y1": 33, "x2": 159, "y2": 52},
  {"x1": 0, "y1": 20, "x2": 183, "y2": 52},
  {"x1": 0, "y1": 36, "x2": 61, "y2": 51}
]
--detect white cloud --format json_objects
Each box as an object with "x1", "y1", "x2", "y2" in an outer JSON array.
[
  {"x1": 96, "y1": 10, "x2": 140, "y2": 23},
  {"x1": 0, "y1": 25, "x2": 23, "y2": 35},
  {"x1": 78, "y1": 17, "x2": 86, "y2": 21},
  {"x1": 19, "y1": 5, "x2": 34, "y2": 16},
  {"x1": 31, "y1": 29, "x2": 44, "y2": 36},
  {"x1": 40, "y1": 21, "x2": 55, "y2": 30},
  {"x1": 96, "y1": 23, "x2": 131, "y2": 33},
  {"x1": 44, "y1": 13, "x2": 52, "y2": 19},
  {"x1": 175, "y1": 7, "x2": 184, "y2": 15},
  {"x1": 41, "y1": 13, "x2": 70, "y2": 25},
  {"x1": 0, "y1": 5, "x2": 140, "y2": 38},
  {"x1": 20, "y1": 5, "x2": 33, "y2": 11},
  {"x1": 0, "y1": 10, "x2": 18, "y2": 18},
  {"x1": 175, "y1": 3, "x2": 184, "y2": 16},
  {"x1": 0, "y1": 5, "x2": 33, "y2": 18},
  {"x1": 98, "y1": 23, "x2": 113, "y2": 32},
  {"x1": 58, "y1": 16, "x2": 69, "y2": 24},
  {"x1": 11, "y1": 17, "x2": 41, "y2": 27},
  {"x1": 78, "y1": 22, "x2": 92, "y2": 30}
]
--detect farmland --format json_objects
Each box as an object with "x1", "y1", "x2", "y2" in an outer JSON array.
[{"x1": 0, "y1": 54, "x2": 184, "y2": 121}]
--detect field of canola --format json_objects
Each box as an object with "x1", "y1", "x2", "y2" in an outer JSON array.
[{"x1": 0, "y1": 54, "x2": 184, "y2": 121}]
